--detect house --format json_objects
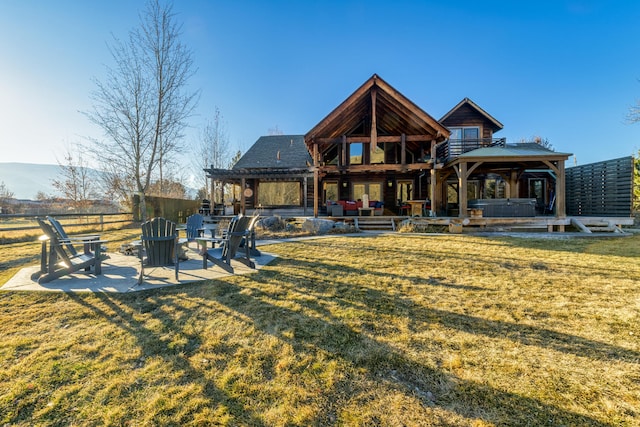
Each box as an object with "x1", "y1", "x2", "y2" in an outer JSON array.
[{"x1": 206, "y1": 74, "x2": 572, "y2": 219}]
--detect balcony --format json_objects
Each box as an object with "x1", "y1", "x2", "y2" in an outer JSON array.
[{"x1": 437, "y1": 138, "x2": 506, "y2": 161}]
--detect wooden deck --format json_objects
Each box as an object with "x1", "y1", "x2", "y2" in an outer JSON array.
[
  {"x1": 228, "y1": 207, "x2": 634, "y2": 233},
  {"x1": 320, "y1": 215, "x2": 633, "y2": 233}
]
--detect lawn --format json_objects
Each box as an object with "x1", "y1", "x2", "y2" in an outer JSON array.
[{"x1": 1, "y1": 231, "x2": 639, "y2": 426}]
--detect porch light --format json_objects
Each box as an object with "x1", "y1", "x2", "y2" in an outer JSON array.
[
  {"x1": 387, "y1": 180, "x2": 393, "y2": 187},
  {"x1": 342, "y1": 181, "x2": 348, "y2": 188}
]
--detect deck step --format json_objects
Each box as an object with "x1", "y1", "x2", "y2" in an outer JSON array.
[{"x1": 354, "y1": 217, "x2": 396, "y2": 231}]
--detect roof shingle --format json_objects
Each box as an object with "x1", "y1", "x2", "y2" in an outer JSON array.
[{"x1": 233, "y1": 135, "x2": 311, "y2": 170}]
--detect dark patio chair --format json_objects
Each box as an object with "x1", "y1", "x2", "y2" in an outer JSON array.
[
  {"x1": 35, "y1": 218, "x2": 108, "y2": 284},
  {"x1": 241, "y1": 213, "x2": 261, "y2": 257},
  {"x1": 185, "y1": 213, "x2": 204, "y2": 247},
  {"x1": 47, "y1": 215, "x2": 102, "y2": 256},
  {"x1": 137, "y1": 217, "x2": 186, "y2": 284},
  {"x1": 202, "y1": 214, "x2": 255, "y2": 273}
]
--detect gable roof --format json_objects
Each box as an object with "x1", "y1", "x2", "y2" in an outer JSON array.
[
  {"x1": 233, "y1": 135, "x2": 311, "y2": 170},
  {"x1": 439, "y1": 97, "x2": 504, "y2": 133},
  {"x1": 305, "y1": 74, "x2": 450, "y2": 152}
]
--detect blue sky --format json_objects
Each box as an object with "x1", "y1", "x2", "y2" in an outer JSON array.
[{"x1": 1, "y1": 0, "x2": 639, "y2": 170}]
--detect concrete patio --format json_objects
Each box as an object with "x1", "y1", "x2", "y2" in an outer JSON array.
[{"x1": 1, "y1": 246, "x2": 277, "y2": 293}]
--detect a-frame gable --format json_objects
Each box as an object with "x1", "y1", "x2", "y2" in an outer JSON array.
[
  {"x1": 439, "y1": 97, "x2": 504, "y2": 133},
  {"x1": 305, "y1": 74, "x2": 450, "y2": 153}
]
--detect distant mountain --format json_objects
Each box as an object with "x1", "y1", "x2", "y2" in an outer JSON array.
[{"x1": 0, "y1": 162, "x2": 64, "y2": 200}]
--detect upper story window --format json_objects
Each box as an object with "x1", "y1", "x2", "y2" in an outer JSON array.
[
  {"x1": 370, "y1": 142, "x2": 385, "y2": 164},
  {"x1": 448, "y1": 127, "x2": 480, "y2": 156},
  {"x1": 323, "y1": 145, "x2": 339, "y2": 165},
  {"x1": 449, "y1": 127, "x2": 479, "y2": 141},
  {"x1": 350, "y1": 143, "x2": 363, "y2": 165}
]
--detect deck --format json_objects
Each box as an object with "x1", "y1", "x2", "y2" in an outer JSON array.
[{"x1": 220, "y1": 208, "x2": 634, "y2": 233}]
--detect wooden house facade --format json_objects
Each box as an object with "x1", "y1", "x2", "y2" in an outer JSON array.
[{"x1": 206, "y1": 74, "x2": 572, "y2": 219}]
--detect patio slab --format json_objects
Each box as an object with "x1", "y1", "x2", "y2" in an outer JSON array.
[{"x1": 1, "y1": 246, "x2": 277, "y2": 293}]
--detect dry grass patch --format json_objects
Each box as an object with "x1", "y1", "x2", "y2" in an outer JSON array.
[{"x1": 1, "y1": 233, "x2": 639, "y2": 425}]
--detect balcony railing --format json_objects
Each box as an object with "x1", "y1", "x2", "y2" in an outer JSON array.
[{"x1": 437, "y1": 138, "x2": 506, "y2": 161}]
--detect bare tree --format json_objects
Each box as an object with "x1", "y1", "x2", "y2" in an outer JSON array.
[
  {"x1": 630, "y1": 104, "x2": 640, "y2": 123},
  {"x1": 229, "y1": 149, "x2": 242, "y2": 168},
  {"x1": 148, "y1": 178, "x2": 187, "y2": 199},
  {"x1": 533, "y1": 136, "x2": 554, "y2": 151},
  {"x1": 628, "y1": 79, "x2": 640, "y2": 123},
  {"x1": 52, "y1": 144, "x2": 99, "y2": 211},
  {"x1": 516, "y1": 136, "x2": 554, "y2": 151},
  {"x1": 0, "y1": 181, "x2": 14, "y2": 214},
  {"x1": 85, "y1": 0, "x2": 198, "y2": 221},
  {"x1": 193, "y1": 107, "x2": 230, "y2": 202}
]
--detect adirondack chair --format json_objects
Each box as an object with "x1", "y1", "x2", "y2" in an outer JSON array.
[
  {"x1": 185, "y1": 213, "x2": 204, "y2": 247},
  {"x1": 241, "y1": 214, "x2": 261, "y2": 257},
  {"x1": 202, "y1": 214, "x2": 255, "y2": 273},
  {"x1": 35, "y1": 218, "x2": 108, "y2": 284},
  {"x1": 47, "y1": 216, "x2": 102, "y2": 256},
  {"x1": 138, "y1": 217, "x2": 185, "y2": 284}
]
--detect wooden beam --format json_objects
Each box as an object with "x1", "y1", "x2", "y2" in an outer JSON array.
[
  {"x1": 542, "y1": 160, "x2": 560, "y2": 175},
  {"x1": 459, "y1": 162, "x2": 468, "y2": 217},
  {"x1": 312, "y1": 139, "x2": 318, "y2": 166},
  {"x1": 570, "y1": 218, "x2": 592, "y2": 233},
  {"x1": 465, "y1": 161, "x2": 484, "y2": 178},
  {"x1": 370, "y1": 87, "x2": 377, "y2": 155},
  {"x1": 556, "y1": 160, "x2": 566, "y2": 218},
  {"x1": 342, "y1": 135, "x2": 347, "y2": 167},
  {"x1": 430, "y1": 140, "x2": 437, "y2": 216},
  {"x1": 314, "y1": 134, "x2": 437, "y2": 145},
  {"x1": 401, "y1": 134, "x2": 406, "y2": 166},
  {"x1": 509, "y1": 170, "x2": 518, "y2": 197},
  {"x1": 313, "y1": 143, "x2": 319, "y2": 217},
  {"x1": 241, "y1": 177, "x2": 246, "y2": 215}
]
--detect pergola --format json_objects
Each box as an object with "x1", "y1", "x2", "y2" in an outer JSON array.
[{"x1": 444, "y1": 144, "x2": 572, "y2": 217}]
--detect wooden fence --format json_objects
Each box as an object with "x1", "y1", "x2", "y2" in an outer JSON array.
[
  {"x1": 566, "y1": 156, "x2": 634, "y2": 216},
  {"x1": 0, "y1": 212, "x2": 132, "y2": 233}
]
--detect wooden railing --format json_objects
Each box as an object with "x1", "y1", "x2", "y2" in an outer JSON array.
[{"x1": 437, "y1": 138, "x2": 506, "y2": 161}]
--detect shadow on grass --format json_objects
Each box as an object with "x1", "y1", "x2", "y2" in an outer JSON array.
[
  {"x1": 270, "y1": 255, "x2": 640, "y2": 364},
  {"x1": 65, "y1": 291, "x2": 268, "y2": 426},
  {"x1": 204, "y1": 268, "x2": 615, "y2": 426},
  {"x1": 48, "y1": 234, "x2": 633, "y2": 425}
]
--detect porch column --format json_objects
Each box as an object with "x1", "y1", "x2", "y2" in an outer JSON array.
[
  {"x1": 429, "y1": 139, "x2": 437, "y2": 216},
  {"x1": 303, "y1": 176, "x2": 308, "y2": 216},
  {"x1": 313, "y1": 142, "x2": 319, "y2": 217},
  {"x1": 509, "y1": 170, "x2": 519, "y2": 197},
  {"x1": 241, "y1": 177, "x2": 246, "y2": 215},
  {"x1": 556, "y1": 160, "x2": 566, "y2": 218},
  {"x1": 458, "y1": 162, "x2": 468, "y2": 217}
]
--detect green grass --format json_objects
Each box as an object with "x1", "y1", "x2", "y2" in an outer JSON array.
[{"x1": 1, "y1": 232, "x2": 639, "y2": 425}]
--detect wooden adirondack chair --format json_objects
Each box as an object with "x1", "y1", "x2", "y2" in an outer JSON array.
[
  {"x1": 202, "y1": 214, "x2": 255, "y2": 273},
  {"x1": 185, "y1": 213, "x2": 204, "y2": 246},
  {"x1": 47, "y1": 216, "x2": 102, "y2": 256},
  {"x1": 241, "y1": 214, "x2": 261, "y2": 257},
  {"x1": 36, "y1": 218, "x2": 108, "y2": 284},
  {"x1": 138, "y1": 217, "x2": 185, "y2": 284}
]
